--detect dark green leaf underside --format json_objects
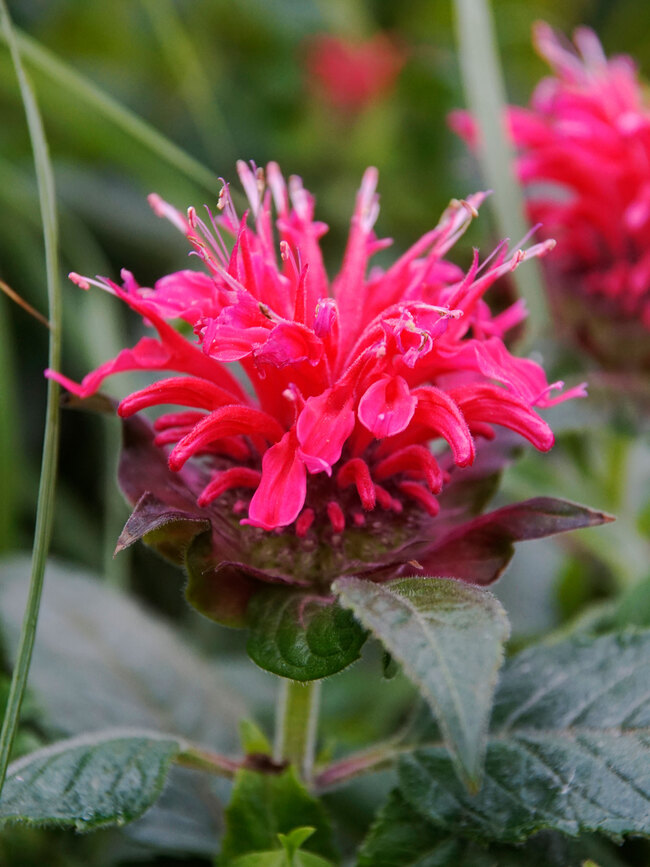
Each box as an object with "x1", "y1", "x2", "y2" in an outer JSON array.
[{"x1": 246, "y1": 588, "x2": 367, "y2": 681}]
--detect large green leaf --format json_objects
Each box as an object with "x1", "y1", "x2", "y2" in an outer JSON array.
[
  {"x1": 0, "y1": 557, "x2": 247, "y2": 854},
  {"x1": 218, "y1": 767, "x2": 337, "y2": 865},
  {"x1": 246, "y1": 587, "x2": 367, "y2": 681},
  {"x1": 334, "y1": 577, "x2": 510, "y2": 789},
  {"x1": 357, "y1": 789, "x2": 625, "y2": 867},
  {"x1": 0, "y1": 731, "x2": 185, "y2": 830},
  {"x1": 396, "y1": 630, "x2": 650, "y2": 843},
  {"x1": 0, "y1": 557, "x2": 246, "y2": 747},
  {"x1": 124, "y1": 765, "x2": 228, "y2": 857}
]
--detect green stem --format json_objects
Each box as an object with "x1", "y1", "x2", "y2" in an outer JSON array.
[
  {"x1": 274, "y1": 679, "x2": 321, "y2": 782},
  {"x1": 175, "y1": 747, "x2": 239, "y2": 779},
  {"x1": 453, "y1": 0, "x2": 549, "y2": 346},
  {"x1": 0, "y1": 296, "x2": 20, "y2": 552},
  {"x1": 0, "y1": 27, "x2": 223, "y2": 195},
  {"x1": 603, "y1": 432, "x2": 628, "y2": 511},
  {"x1": 0, "y1": 1, "x2": 61, "y2": 792}
]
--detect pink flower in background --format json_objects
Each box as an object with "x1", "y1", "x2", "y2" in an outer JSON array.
[
  {"x1": 451, "y1": 22, "x2": 650, "y2": 369},
  {"x1": 47, "y1": 161, "x2": 583, "y2": 541},
  {"x1": 305, "y1": 34, "x2": 405, "y2": 113}
]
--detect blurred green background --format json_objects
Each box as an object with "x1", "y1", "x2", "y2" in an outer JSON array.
[{"x1": 1, "y1": 0, "x2": 649, "y2": 863}]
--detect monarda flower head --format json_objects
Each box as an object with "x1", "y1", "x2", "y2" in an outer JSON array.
[
  {"x1": 451, "y1": 22, "x2": 650, "y2": 370},
  {"x1": 48, "y1": 163, "x2": 606, "y2": 677},
  {"x1": 305, "y1": 33, "x2": 405, "y2": 114}
]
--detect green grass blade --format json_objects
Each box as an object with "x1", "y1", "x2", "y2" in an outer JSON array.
[
  {"x1": 453, "y1": 0, "x2": 549, "y2": 345},
  {"x1": 0, "y1": 297, "x2": 20, "y2": 552},
  {"x1": 141, "y1": 0, "x2": 237, "y2": 166},
  {"x1": 0, "y1": 0, "x2": 62, "y2": 792},
  {"x1": 0, "y1": 27, "x2": 223, "y2": 194}
]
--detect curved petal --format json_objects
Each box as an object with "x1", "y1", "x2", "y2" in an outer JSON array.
[
  {"x1": 296, "y1": 387, "x2": 355, "y2": 475},
  {"x1": 412, "y1": 386, "x2": 476, "y2": 467},
  {"x1": 357, "y1": 374, "x2": 417, "y2": 438},
  {"x1": 449, "y1": 384, "x2": 554, "y2": 452},
  {"x1": 118, "y1": 376, "x2": 243, "y2": 417},
  {"x1": 169, "y1": 406, "x2": 284, "y2": 470},
  {"x1": 245, "y1": 430, "x2": 306, "y2": 529}
]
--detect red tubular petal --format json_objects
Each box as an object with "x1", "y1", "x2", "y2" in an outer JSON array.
[
  {"x1": 374, "y1": 484, "x2": 393, "y2": 510},
  {"x1": 327, "y1": 501, "x2": 346, "y2": 533},
  {"x1": 156, "y1": 431, "x2": 251, "y2": 461},
  {"x1": 46, "y1": 284, "x2": 248, "y2": 405},
  {"x1": 154, "y1": 411, "x2": 206, "y2": 431},
  {"x1": 118, "y1": 376, "x2": 241, "y2": 417},
  {"x1": 46, "y1": 337, "x2": 170, "y2": 398},
  {"x1": 116, "y1": 288, "x2": 249, "y2": 400},
  {"x1": 295, "y1": 508, "x2": 315, "y2": 537},
  {"x1": 336, "y1": 458, "x2": 376, "y2": 510},
  {"x1": 244, "y1": 430, "x2": 306, "y2": 530},
  {"x1": 373, "y1": 445, "x2": 443, "y2": 493},
  {"x1": 333, "y1": 167, "x2": 380, "y2": 362},
  {"x1": 197, "y1": 467, "x2": 261, "y2": 506},
  {"x1": 398, "y1": 481, "x2": 440, "y2": 516},
  {"x1": 148, "y1": 269, "x2": 221, "y2": 324},
  {"x1": 357, "y1": 375, "x2": 417, "y2": 438},
  {"x1": 449, "y1": 384, "x2": 555, "y2": 452},
  {"x1": 412, "y1": 386, "x2": 476, "y2": 467},
  {"x1": 169, "y1": 406, "x2": 284, "y2": 470},
  {"x1": 296, "y1": 387, "x2": 355, "y2": 475},
  {"x1": 153, "y1": 428, "x2": 194, "y2": 447}
]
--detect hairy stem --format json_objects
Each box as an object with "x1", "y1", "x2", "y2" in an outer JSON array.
[
  {"x1": 175, "y1": 747, "x2": 240, "y2": 779},
  {"x1": 274, "y1": 679, "x2": 321, "y2": 783}
]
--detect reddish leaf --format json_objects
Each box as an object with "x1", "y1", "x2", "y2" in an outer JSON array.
[
  {"x1": 115, "y1": 492, "x2": 209, "y2": 565},
  {"x1": 419, "y1": 497, "x2": 614, "y2": 585}
]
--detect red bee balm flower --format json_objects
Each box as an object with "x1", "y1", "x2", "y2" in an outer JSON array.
[
  {"x1": 47, "y1": 163, "x2": 605, "y2": 665},
  {"x1": 452, "y1": 23, "x2": 650, "y2": 369},
  {"x1": 305, "y1": 34, "x2": 404, "y2": 113}
]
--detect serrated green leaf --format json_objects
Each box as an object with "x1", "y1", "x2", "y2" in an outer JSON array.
[
  {"x1": 0, "y1": 731, "x2": 185, "y2": 830},
  {"x1": 218, "y1": 766, "x2": 337, "y2": 865},
  {"x1": 357, "y1": 789, "x2": 623, "y2": 867},
  {"x1": 396, "y1": 631, "x2": 650, "y2": 843},
  {"x1": 246, "y1": 587, "x2": 367, "y2": 681},
  {"x1": 357, "y1": 789, "x2": 467, "y2": 867},
  {"x1": 0, "y1": 557, "x2": 247, "y2": 855},
  {"x1": 334, "y1": 576, "x2": 510, "y2": 789}
]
